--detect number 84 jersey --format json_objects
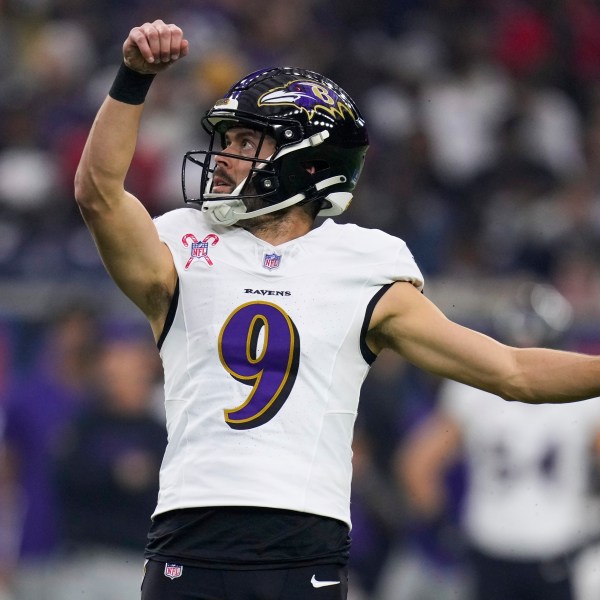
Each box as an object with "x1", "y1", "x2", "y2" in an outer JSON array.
[{"x1": 153, "y1": 209, "x2": 424, "y2": 528}]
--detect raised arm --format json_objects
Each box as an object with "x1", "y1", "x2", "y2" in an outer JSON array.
[
  {"x1": 74, "y1": 20, "x2": 188, "y2": 338},
  {"x1": 367, "y1": 282, "x2": 600, "y2": 404}
]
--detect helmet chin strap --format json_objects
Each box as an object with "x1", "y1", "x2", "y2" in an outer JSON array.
[
  {"x1": 201, "y1": 175, "x2": 347, "y2": 226},
  {"x1": 201, "y1": 130, "x2": 341, "y2": 226}
]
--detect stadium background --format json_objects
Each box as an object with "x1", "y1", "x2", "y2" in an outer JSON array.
[{"x1": 2, "y1": 1, "x2": 600, "y2": 599}]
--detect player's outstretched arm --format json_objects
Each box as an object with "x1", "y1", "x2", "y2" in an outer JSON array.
[
  {"x1": 74, "y1": 21, "x2": 188, "y2": 337},
  {"x1": 367, "y1": 282, "x2": 600, "y2": 404}
]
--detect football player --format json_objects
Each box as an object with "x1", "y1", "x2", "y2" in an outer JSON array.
[{"x1": 75, "y1": 20, "x2": 600, "y2": 600}]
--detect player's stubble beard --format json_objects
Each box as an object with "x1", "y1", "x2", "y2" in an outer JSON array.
[
  {"x1": 215, "y1": 167, "x2": 315, "y2": 236},
  {"x1": 234, "y1": 185, "x2": 294, "y2": 234},
  {"x1": 211, "y1": 166, "x2": 287, "y2": 230}
]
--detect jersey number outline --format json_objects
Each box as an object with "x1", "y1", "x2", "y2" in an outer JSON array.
[
  {"x1": 218, "y1": 301, "x2": 300, "y2": 430},
  {"x1": 483, "y1": 438, "x2": 561, "y2": 488}
]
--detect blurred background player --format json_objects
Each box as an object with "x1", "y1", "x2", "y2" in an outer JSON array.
[
  {"x1": 51, "y1": 335, "x2": 166, "y2": 600},
  {"x1": 0, "y1": 303, "x2": 99, "y2": 600},
  {"x1": 395, "y1": 282, "x2": 600, "y2": 600}
]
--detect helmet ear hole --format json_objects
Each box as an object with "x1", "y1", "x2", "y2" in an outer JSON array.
[{"x1": 302, "y1": 160, "x2": 329, "y2": 174}]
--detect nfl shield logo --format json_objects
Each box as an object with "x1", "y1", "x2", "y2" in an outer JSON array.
[
  {"x1": 164, "y1": 563, "x2": 183, "y2": 580},
  {"x1": 263, "y1": 252, "x2": 281, "y2": 270},
  {"x1": 191, "y1": 241, "x2": 208, "y2": 258}
]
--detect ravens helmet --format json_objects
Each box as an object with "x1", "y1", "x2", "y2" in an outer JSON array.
[{"x1": 182, "y1": 67, "x2": 369, "y2": 226}]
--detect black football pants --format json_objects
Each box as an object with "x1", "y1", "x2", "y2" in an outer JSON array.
[{"x1": 141, "y1": 559, "x2": 348, "y2": 600}]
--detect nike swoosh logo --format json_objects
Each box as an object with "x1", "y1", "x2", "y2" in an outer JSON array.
[{"x1": 311, "y1": 574, "x2": 341, "y2": 588}]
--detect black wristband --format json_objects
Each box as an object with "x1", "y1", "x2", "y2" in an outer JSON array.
[{"x1": 108, "y1": 62, "x2": 156, "y2": 105}]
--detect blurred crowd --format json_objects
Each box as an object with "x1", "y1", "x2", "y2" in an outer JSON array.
[
  {"x1": 3, "y1": 0, "x2": 600, "y2": 599},
  {"x1": 0, "y1": 0, "x2": 600, "y2": 310},
  {"x1": 1, "y1": 0, "x2": 600, "y2": 311}
]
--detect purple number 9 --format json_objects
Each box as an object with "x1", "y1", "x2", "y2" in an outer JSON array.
[{"x1": 218, "y1": 301, "x2": 300, "y2": 429}]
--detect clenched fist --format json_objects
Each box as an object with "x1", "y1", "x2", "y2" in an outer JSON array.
[{"x1": 123, "y1": 19, "x2": 189, "y2": 75}]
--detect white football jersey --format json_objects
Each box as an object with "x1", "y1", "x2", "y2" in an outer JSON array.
[
  {"x1": 441, "y1": 380, "x2": 600, "y2": 558},
  {"x1": 152, "y1": 209, "x2": 423, "y2": 527}
]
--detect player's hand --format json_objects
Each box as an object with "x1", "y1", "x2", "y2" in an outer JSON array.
[{"x1": 123, "y1": 20, "x2": 189, "y2": 75}]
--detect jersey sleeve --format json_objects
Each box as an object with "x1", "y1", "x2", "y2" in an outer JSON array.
[
  {"x1": 153, "y1": 208, "x2": 215, "y2": 273},
  {"x1": 390, "y1": 237, "x2": 424, "y2": 291},
  {"x1": 339, "y1": 223, "x2": 425, "y2": 291},
  {"x1": 153, "y1": 209, "x2": 186, "y2": 259}
]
